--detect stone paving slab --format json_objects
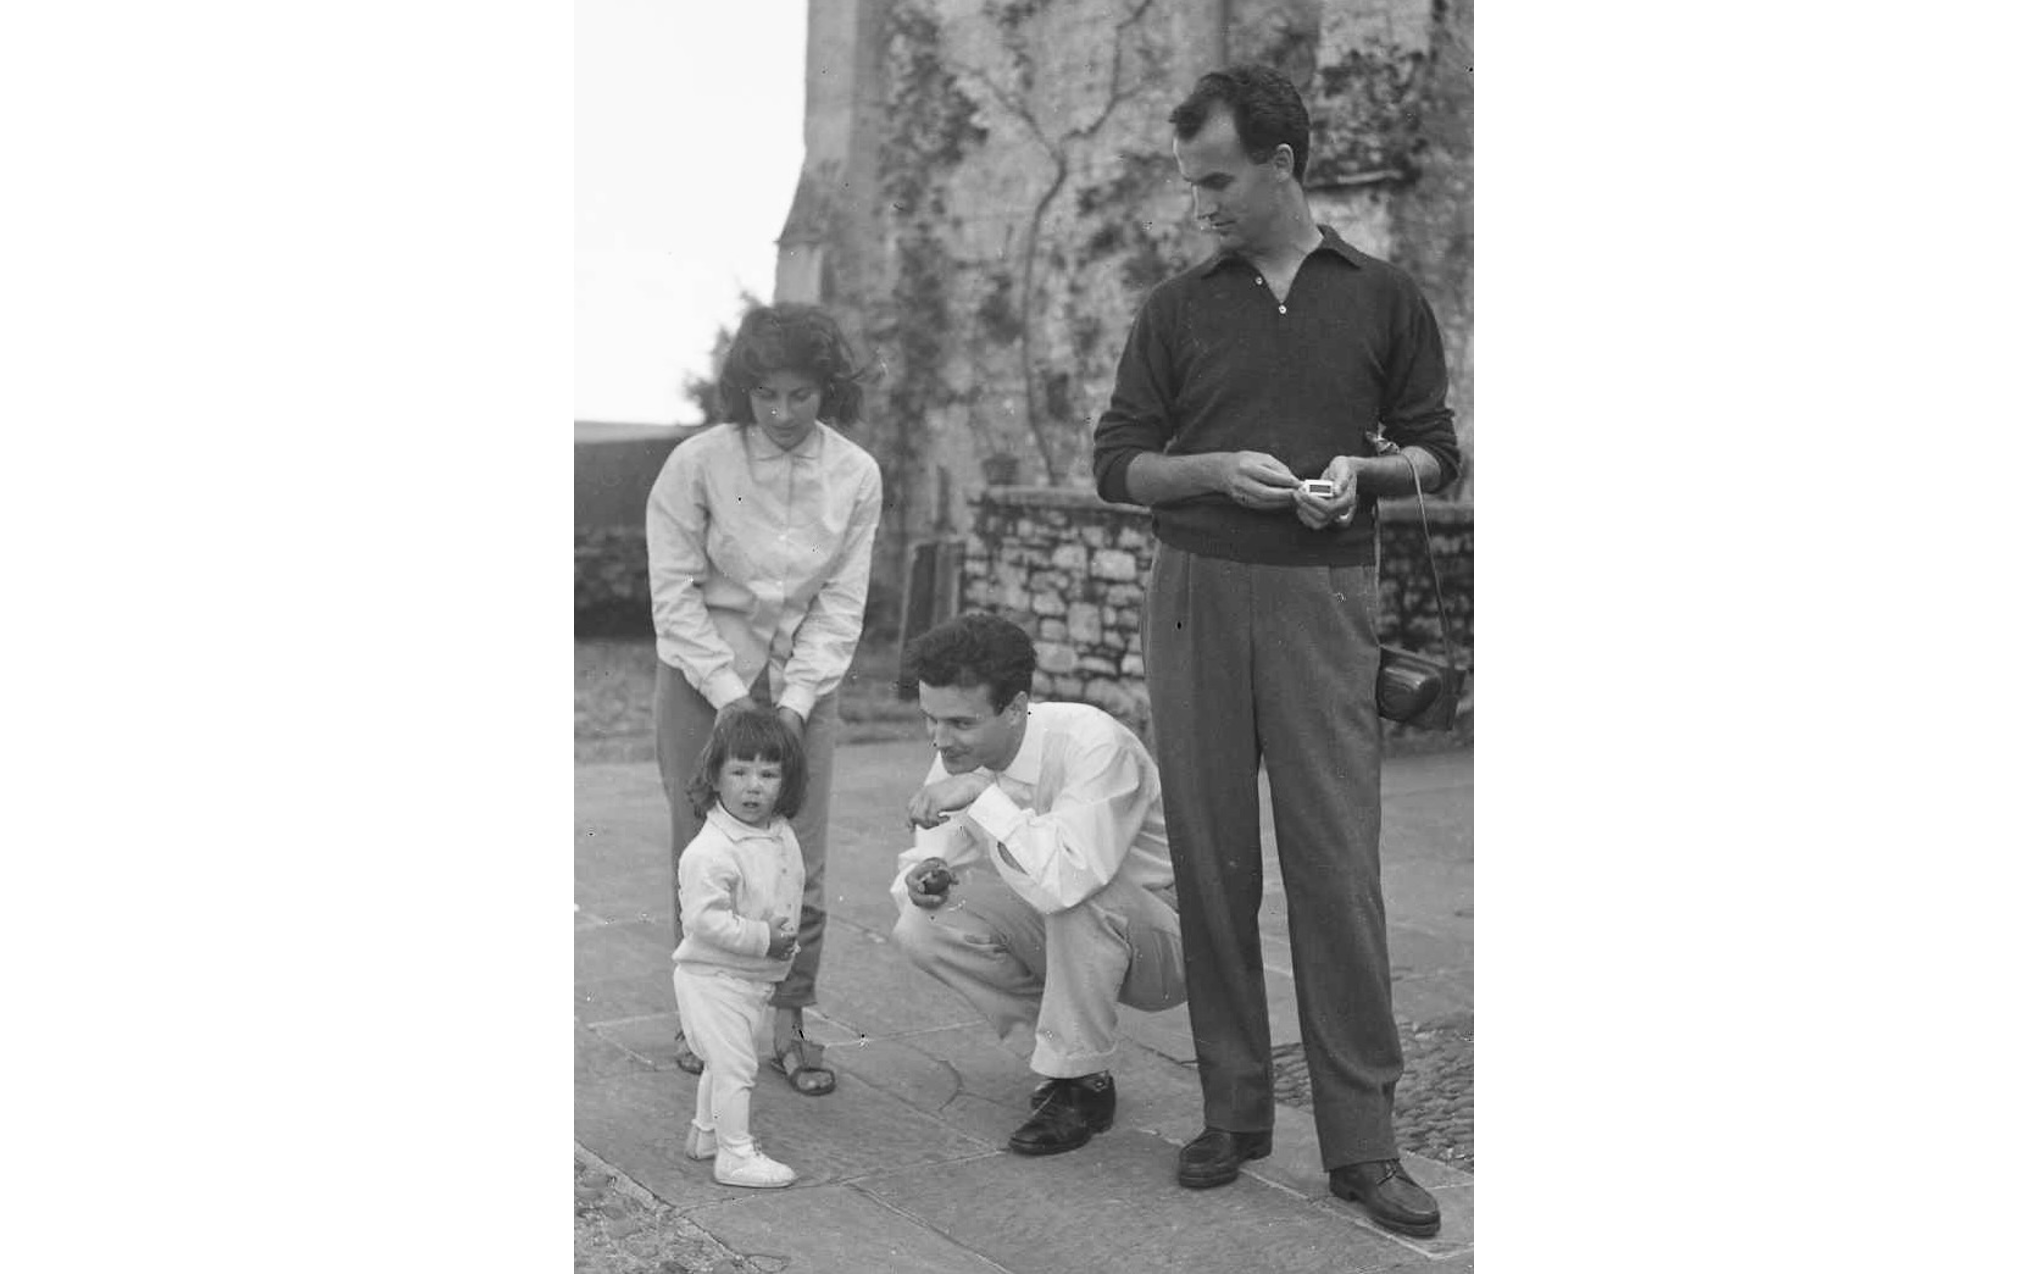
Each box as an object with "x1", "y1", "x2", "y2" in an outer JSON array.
[
  {"x1": 1115, "y1": 995, "x2": 1198, "y2": 1063},
  {"x1": 827, "y1": 1021, "x2": 1211, "y2": 1152},
  {"x1": 823, "y1": 1030, "x2": 1030, "y2": 1150},
  {"x1": 1381, "y1": 793, "x2": 1473, "y2": 896},
  {"x1": 576, "y1": 1066, "x2": 995, "y2": 1208},
  {"x1": 743, "y1": 1068, "x2": 1005, "y2": 1188},
  {"x1": 795, "y1": 916, "x2": 994, "y2": 1041},
  {"x1": 1418, "y1": 1179, "x2": 1476, "y2": 1255},
  {"x1": 822, "y1": 848, "x2": 925, "y2": 939},
  {"x1": 588, "y1": 1009, "x2": 684, "y2": 1064},
  {"x1": 1388, "y1": 972, "x2": 1475, "y2": 1027},
  {"x1": 859, "y1": 1126, "x2": 1416, "y2": 1274},
  {"x1": 1375, "y1": 1257, "x2": 1474, "y2": 1274},
  {"x1": 577, "y1": 1020, "x2": 655, "y2": 1086},
  {"x1": 576, "y1": 917, "x2": 670, "y2": 980},
  {"x1": 574, "y1": 767, "x2": 673, "y2": 903},
  {"x1": 1386, "y1": 923, "x2": 1471, "y2": 981},
  {"x1": 686, "y1": 1183, "x2": 1013, "y2": 1274},
  {"x1": 575, "y1": 919, "x2": 677, "y2": 1023},
  {"x1": 820, "y1": 858, "x2": 911, "y2": 937},
  {"x1": 1387, "y1": 921, "x2": 1476, "y2": 1023},
  {"x1": 578, "y1": 964, "x2": 680, "y2": 1025}
]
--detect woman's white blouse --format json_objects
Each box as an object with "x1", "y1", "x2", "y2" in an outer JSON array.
[{"x1": 645, "y1": 421, "x2": 882, "y2": 719}]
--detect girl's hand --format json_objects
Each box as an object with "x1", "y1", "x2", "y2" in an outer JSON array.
[{"x1": 766, "y1": 921, "x2": 799, "y2": 960}]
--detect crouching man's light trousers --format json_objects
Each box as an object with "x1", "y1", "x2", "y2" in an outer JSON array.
[{"x1": 893, "y1": 869, "x2": 1185, "y2": 1077}]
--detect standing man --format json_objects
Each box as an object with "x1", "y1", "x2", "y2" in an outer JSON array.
[
  {"x1": 1091, "y1": 65, "x2": 1461, "y2": 1238},
  {"x1": 891, "y1": 613, "x2": 1185, "y2": 1157}
]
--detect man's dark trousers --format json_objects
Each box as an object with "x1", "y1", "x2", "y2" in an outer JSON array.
[{"x1": 1143, "y1": 543, "x2": 1403, "y2": 1169}]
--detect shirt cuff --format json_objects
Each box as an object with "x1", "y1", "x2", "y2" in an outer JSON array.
[
  {"x1": 705, "y1": 670, "x2": 752, "y2": 711},
  {"x1": 777, "y1": 684, "x2": 818, "y2": 722},
  {"x1": 965, "y1": 783, "x2": 1029, "y2": 855}
]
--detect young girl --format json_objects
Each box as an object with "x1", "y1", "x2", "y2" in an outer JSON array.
[
  {"x1": 671, "y1": 707, "x2": 810, "y2": 1188},
  {"x1": 647, "y1": 302, "x2": 882, "y2": 1096}
]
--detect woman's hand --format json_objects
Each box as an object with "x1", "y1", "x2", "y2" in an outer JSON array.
[
  {"x1": 765, "y1": 919, "x2": 799, "y2": 960},
  {"x1": 776, "y1": 705, "x2": 806, "y2": 738}
]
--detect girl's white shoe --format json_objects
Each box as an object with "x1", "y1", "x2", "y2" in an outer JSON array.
[
  {"x1": 713, "y1": 1143, "x2": 796, "y2": 1189},
  {"x1": 684, "y1": 1124, "x2": 717, "y2": 1161}
]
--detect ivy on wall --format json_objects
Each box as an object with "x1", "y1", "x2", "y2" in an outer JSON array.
[
  {"x1": 1310, "y1": 38, "x2": 1431, "y2": 187},
  {"x1": 945, "y1": 0, "x2": 1162, "y2": 487},
  {"x1": 1239, "y1": 15, "x2": 1430, "y2": 189},
  {"x1": 874, "y1": 1, "x2": 987, "y2": 433},
  {"x1": 867, "y1": 1, "x2": 991, "y2": 624},
  {"x1": 1073, "y1": 149, "x2": 1182, "y2": 296}
]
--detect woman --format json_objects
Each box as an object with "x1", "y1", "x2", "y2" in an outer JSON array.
[{"x1": 645, "y1": 303, "x2": 883, "y2": 1096}]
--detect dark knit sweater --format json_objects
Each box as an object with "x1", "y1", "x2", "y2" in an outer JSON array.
[{"x1": 1092, "y1": 225, "x2": 1459, "y2": 566}]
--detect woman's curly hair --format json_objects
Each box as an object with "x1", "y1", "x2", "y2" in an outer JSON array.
[{"x1": 715, "y1": 303, "x2": 879, "y2": 427}]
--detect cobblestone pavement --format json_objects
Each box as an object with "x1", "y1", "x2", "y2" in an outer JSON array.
[
  {"x1": 576, "y1": 1153, "x2": 754, "y2": 1274},
  {"x1": 1267, "y1": 1012, "x2": 1475, "y2": 1174}
]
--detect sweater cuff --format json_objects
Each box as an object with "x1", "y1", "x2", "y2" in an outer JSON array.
[{"x1": 1096, "y1": 452, "x2": 1139, "y2": 507}]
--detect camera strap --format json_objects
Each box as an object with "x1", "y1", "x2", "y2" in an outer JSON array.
[{"x1": 1371, "y1": 443, "x2": 1461, "y2": 674}]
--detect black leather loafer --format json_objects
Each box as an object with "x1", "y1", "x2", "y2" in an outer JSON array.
[
  {"x1": 1329, "y1": 1159, "x2": 1441, "y2": 1237},
  {"x1": 1008, "y1": 1073, "x2": 1115, "y2": 1155},
  {"x1": 1175, "y1": 1127, "x2": 1274, "y2": 1188}
]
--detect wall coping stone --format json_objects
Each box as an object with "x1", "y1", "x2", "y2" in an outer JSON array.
[
  {"x1": 972, "y1": 485, "x2": 1473, "y2": 526},
  {"x1": 975, "y1": 486, "x2": 1146, "y2": 514}
]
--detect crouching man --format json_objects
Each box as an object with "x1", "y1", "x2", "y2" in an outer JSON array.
[{"x1": 891, "y1": 613, "x2": 1186, "y2": 1155}]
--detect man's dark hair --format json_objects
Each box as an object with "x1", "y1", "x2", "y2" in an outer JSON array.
[
  {"x1": 717, "y1": 303, "x2": 877, "y2": 427},
  {"x1": 900, "y1": 612, "x2": 1037, "y2": 712},
  {"x1": 1168, "y1": 63, "x2": 1312, "y2": 182},
  {"x1": 685, "y1": 704, "x2": 809, "y2": 821}
]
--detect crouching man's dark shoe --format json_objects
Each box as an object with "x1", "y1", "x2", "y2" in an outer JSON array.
[
  {"x1": 1175, "y1": 1127, "x2": 1274, "y2": 1189},
  {"x1": 1008, "y1": 1073, "x2": 1115, "y2": 1155},
  {"x1": 1329, "y1": 1159, "x2": 1441, "y2": 1238}
]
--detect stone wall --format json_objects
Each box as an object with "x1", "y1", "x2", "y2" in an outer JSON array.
[{"x1": 959, "y1": 487, "x2": 1472, "y2": 737}]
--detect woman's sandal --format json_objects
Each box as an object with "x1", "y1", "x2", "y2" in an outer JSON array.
[
  {"x1": 673, "y1": 1031, "x2": 705, "y2": 1076},
  {"x1": 770, "y1": 1038, "x2": 836, "y2": 1096}
]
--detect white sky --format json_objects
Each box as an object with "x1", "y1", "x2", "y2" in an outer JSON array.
[{"x1": 576, "y1": 2, "x2": 809, "y2": 425}]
